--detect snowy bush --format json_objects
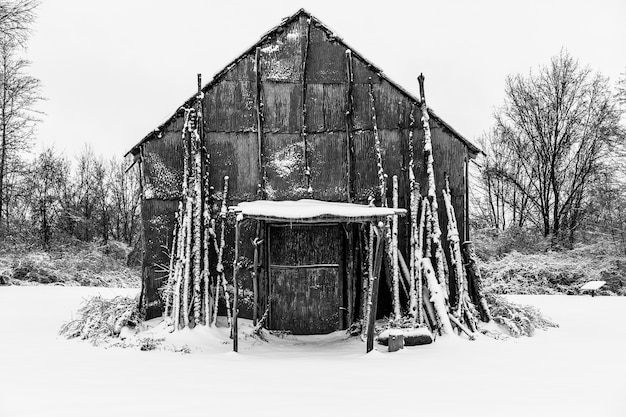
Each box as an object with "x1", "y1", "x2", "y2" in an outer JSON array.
[
  {"x1": 481, "y1": 249, "x2": 626, "y2": 295},
  {"x1": 59, "y1": 295, "x2": 142, "y2": 345},
  {"x1": 486, "y1": 293, "x2": 558, "y2": 337}
]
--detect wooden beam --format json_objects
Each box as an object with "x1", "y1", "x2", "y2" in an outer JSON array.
[
  {"x1": 232, "y1": 218, "x2": 241, "y2": 352},
  {"x1": 252, "y1": 222, "x2": 261, "y2": 326},
  {"x1": 255, "y1": 47, "x2": 266, "y2": 198},
  {"x1": 344, "y1": 49, "x2": 355, "y2": 202},
  {"x1": 301, "y1": 18, "x2": 312, "y2": 193},
  {"x1": 366, "y1": 224, "x2": 385, "y2": 353},
  {"x1": 345, "y1": 224, "x2": 354, "y2": 326}
]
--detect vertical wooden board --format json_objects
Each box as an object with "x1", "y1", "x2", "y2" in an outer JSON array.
[
  {"x1": 142, "y1": 129, "x2": 184, "y2": 200},
  {"x1": 222, "y1": 53, "x2": 256, "y2": 81},
  {"x1": 205, "y1": 80, "x2": 256, "y2": 132},
  {"x1": 305, "y1": 83, "x2": 324, "y2": 132},
  {"x1": 323, "y1": 83, "x2": 347, "y2": 131},
  {"x1": 262, "y1": 81, "x2": 302, "y2": 133},
  {"x1": 306, "y1": 25, "x2": 346, "y2": 83},
  {"x1": 308, "y1": 132, "x2": 348, "y2": 201},
  {"x1": 351, "y1": 84, "x2": 374, "y2": 130},
  {"x1": 264, "y1": 133, "x2": 307, "y2": 199},
  {"x1": 351, "y1": 55, "x2": 381, "y2": 84},
  {"x1": 268, "y1": 225, "x2": 342, "y2": 334},
  {"x1": 206, "y1": 132, "x2": 260, "y2": 201},
  {"x1": 259, "y1": 17, "x2": 305, "y2": 83},
  {"x1": 374, "y1": 81, "x2": 412, "y2": 129},
  {"x1": 269, "y1": 224, "x2": 341, "y2": 265},
  {"x1": 141, "y1": 199, "x2": 178, "y2": 318},
  {"x1": 352, "y1": 130, "x2": 378, "y2": 202}
]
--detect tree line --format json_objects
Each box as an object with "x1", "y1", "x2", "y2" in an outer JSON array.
[
  {"x1": 0, "y1": 1, "x2": 141, "y2": 249},
  {"x1": 1, "y1": 146, "x2": 141, "y2": 248},
  {"x1": 473, "y1": 51, "x2": 626, "y2": 251}
]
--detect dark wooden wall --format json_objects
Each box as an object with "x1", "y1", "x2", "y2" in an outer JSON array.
[{"x1": 137, "y1": 14, "x2": 470, "y2": 320}]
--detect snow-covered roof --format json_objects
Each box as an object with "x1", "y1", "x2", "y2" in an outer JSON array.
[{"x1": 231, "y1": 199, "x2": 406, "y2": 223}]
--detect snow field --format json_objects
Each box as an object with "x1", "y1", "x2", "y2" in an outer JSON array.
[{"x1": 0, "y1": 287, "x2": 624, "y2": 417}]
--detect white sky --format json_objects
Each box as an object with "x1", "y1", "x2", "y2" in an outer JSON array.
[{"x1": 26, "y1": 0, "x2": 626, "y2": 159}]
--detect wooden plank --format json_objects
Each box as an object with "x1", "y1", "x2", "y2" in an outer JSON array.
[
  {"x1": 205, "y1": 80, "x2": 256, "y2": 132},
  {"x1": 351, "y1": 55, "x2": 381, "y2": 84},
  {"x1": 373, "y1": 80, "x2": 412, "y2": 130},
  {"x1": 301, "y1": 18, "x2": 311, "y2": 192},
  {"x1": 141, "y1": 117, "x2": 184, "y2": 200},
  {"x1": 259, "y1": 16, "x2": 305, "y2": 83},
  {"x1": 206, "y1": 132, "x2": 259, "y2": 201},
  {"x1": 344, "y1": 50, "x2": 355, "y2": 202},
  {"x1": 264, "y1": 132, "x2": 307, "y2": 199},
  {"x1": 306, "y1": 25, "x2": 346, "y2": 83},
  {"x1": 351, "y1": 84, "x2": 374, "y2": 130},
  {"x1": 261, "y1": 82, "x2": 302, "y2": 133},
  {"x1": 233, "y1": 219, "x2": 240, "y2": 352},
  {"x1": 141, "y1": 199, "x2": 179, "y2": 319},
  {"x1": 255, "y1": 47, "x2": 266, "y2": 197},
  {"x1": 323, "y1": 83, "x2": 347, "y2": 131},
  {"x1": 366, "y1": 225, "x2": 384, "y2": 353},
  {"x1": 269, "y1": 224, "x2": 341, "y2": 265},
  {"x1": 222, "y1": 54, "x2": 256, "y2": 82},
  {"x1": 307, "y1": 132, "x2": 348, "y2": 201},
  {"x1": 305, "y1": 83, "x2": 324, "y2": 132},
  {"x1": 352, "y1": 130, "x2": 378, "y2": 202}
]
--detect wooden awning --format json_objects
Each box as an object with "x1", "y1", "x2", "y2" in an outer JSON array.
[{"x1": 230, "y1": 199, "x2": 406, "y2": 223}]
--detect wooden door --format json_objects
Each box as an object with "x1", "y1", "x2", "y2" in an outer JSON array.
[{"x1": 268, "y1": 224, "x2": 343, "y2": 334}]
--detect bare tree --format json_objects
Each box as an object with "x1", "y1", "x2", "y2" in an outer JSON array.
[
  {"x1": 0, "y1": 38, "x2": 41, "y2": 232},
  {"x1": 107, "y1": 157, "x2": 140, "y2": 246},
  {"x1": 488, "y1": 51, "x2": 623, "y2": 242},
  {"x1": 28, "y1": 147, "x2": 68, "y2": 247},
  {"x1": 0, "y1": 0, "x2": 38, "y2": 46}
]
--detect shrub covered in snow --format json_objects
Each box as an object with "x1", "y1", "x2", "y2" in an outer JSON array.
[
  {"x1": 481, "y1": 250, "x2": 626, "y2": 295},
  {"x1": 0, "y1": 240, "x2": 140, "y2": 287},
  {"x1": 59, "y1": 295, "x2": 142, "y2": 344},
  {"x1": 486, "y1": 293, "x2": 558, "y2": 337}
]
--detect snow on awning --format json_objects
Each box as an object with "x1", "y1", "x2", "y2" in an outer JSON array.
[{"x1": 231, "y1": 199, "x2": 406, "y2": 223}]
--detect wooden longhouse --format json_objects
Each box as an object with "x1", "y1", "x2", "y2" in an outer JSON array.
[{"x1": 125, "y1": 9, "x2": 481, "y2": 339}]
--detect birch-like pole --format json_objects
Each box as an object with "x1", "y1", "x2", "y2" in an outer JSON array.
[
  {"x1": 418, "y1": 74, "x2": 448, "y2": 301},
  {"x1": 391, "y1": 175, "x2": 400, "y2": 320},
  {"x1": 442, "y1": 176, "x2": 466, "y2": 316}
]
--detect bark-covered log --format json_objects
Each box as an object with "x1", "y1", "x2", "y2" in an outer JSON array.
[
  {"x1": 419, "y1": 88, "x2": 448, "y2": 301},
  {"x1": 366, "y1": 223, "x2": 385, "y2": 353},
  {"x1": 421, "y1": 258, "x2": 453, "y2": 335},
  {"x1": 462, "y1": 241, "x2": 492, "y2": 322}
]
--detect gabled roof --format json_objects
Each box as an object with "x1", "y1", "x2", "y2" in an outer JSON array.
[{"x1": 126, "y1": 8, "x2": 481, "y2": 157}]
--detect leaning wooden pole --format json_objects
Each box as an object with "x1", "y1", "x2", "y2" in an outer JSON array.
[
  {"x1": 442, "y1": 176, "x2": 466, "y2": 316},
  {"x1": 418, "y1": 74, "x2": 448, "y2": 302},
  {"x1": 232, "y1": 215, "x2": 241, "y2": 352},
  {"x1": 391, "y1": 175, "x2": 401, "y2": 320},
  {"x1": 366, "y1": 223, "x2": 385, "y2": 353},
  {"x1": 462, "y1": 241, "x2": 492, "y2": 322},
  {"x1": 407, "y1": 104, "x2": 421, "y2": 326}
]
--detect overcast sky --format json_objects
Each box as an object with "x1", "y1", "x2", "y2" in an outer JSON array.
[{"x1": 26, "y1": 0, "x2": 626, "y2": 160}]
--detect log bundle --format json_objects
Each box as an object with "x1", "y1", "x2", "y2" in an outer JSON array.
[{"x1": 162, "y1": 96, "x2": 234, "y2": 330}]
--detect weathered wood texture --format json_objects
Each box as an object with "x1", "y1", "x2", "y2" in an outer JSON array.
[
  {"x1": 136, "y1": 12, "x2": 472, "y2": 323},
  {"x1": 140, "y1": 198, "x2": 178, "y2": 319},
  {"x1": 268, "y1": 225, "x2": 343, "y2": 334}
]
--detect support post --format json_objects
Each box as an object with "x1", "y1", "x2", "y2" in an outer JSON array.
[
  {"x1": 255, "y1": 47, "x2": 266, "y2": 198},
  {"x1": 252, "y1": 222, "x2": 262, "y2": 326},
  {"x1": 233, "y1": 216, "x2": 241, "y2": 352},
  {"x1": 366, "y1": 223, "x2": 385, "y2": 353},
  {"x1": 344, "y1": 49, "x2": 355, "y2": 202}
]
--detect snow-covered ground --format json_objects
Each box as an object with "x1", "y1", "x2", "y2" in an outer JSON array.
[{"x1": 1, "y1": 287, "x2": 624, "y2": 416}]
